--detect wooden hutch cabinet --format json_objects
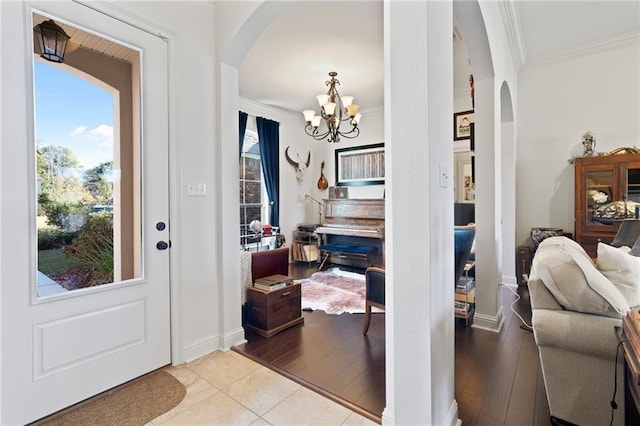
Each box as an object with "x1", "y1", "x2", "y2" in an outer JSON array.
[{"x1": 575, "y1": 152, "x2": 640, "y2": 257}]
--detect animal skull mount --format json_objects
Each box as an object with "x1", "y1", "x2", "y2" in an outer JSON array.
[{"x1": 285, "y1": 146, "x2": 311, "y2": 183}]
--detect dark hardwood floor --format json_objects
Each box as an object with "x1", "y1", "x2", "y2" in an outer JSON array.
[{"x1": 232, "y1": 262, "x2": 550, "y2": 425}]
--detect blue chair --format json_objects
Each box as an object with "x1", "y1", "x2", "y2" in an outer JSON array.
[
  {"x1": 363, "y1": 267, "x2": 385, "y2": 335},
  {"x1": 454, "y1": 226, "x2": 476, "y2": 288}
]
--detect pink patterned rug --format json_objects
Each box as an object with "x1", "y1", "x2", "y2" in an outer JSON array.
[{"x1": 300, "y1": 268, "x2": 383, "y2": 315}]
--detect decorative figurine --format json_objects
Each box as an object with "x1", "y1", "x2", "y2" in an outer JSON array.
[{"x1": 582, "y1": 131, "x2": 596, "y2": 157}]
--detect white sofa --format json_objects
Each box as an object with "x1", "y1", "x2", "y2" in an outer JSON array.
[{"x1": 529, "y1": 236, "x2": 640, "y2": 426}]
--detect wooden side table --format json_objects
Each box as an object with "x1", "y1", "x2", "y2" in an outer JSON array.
[
  {"x1": 516, "y1": 245, "x2": 531, "y2": 286},
  {"x1": 246, "y1": 282, "x2": 304, "y2": 338}
]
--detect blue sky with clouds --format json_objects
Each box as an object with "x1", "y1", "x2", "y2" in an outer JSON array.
[{"x1": 34, "y1": 60, "x2": 113, "y2": 170}]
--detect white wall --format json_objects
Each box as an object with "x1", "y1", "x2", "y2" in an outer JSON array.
[
  {"x1": 315, "y1": 107, "x2": 386, "y2": 202},
  {"x1": 516, "y1": 42, "x2": 640, "y2": 245},
  {"x1": 97, "y1": 1, "x2": 224, "y2": 361}
]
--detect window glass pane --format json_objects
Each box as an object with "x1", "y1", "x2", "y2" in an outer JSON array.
[
  {"x1": 245, "y1": 206, "x2": 262, "y2": 224},
  {"x1": 628, "y1": 168, "x2": 640, "y2": 203},
  {"x1": 245, "y1": 157, "x2": 261, "y2": 181},
  {"x1": 244, "y1": 182, "x2": 262, "y2": 204},
  {"x1": 239, "y1": 128, "x2": 264, "y2": 248},
  {"x1": 586, "y1": 170, "x2": 613, "y2": 226},
  {"x1": 33, "y1": 14, "x2": 141, "y2": 296}
]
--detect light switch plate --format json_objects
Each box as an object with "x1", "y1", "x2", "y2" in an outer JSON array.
[
  {"x1": 439, "y1": 163, "x2": 448, "y2": 188},
  {"x1": 187, "y1": 182, "x2": 206, "y2": 196}
]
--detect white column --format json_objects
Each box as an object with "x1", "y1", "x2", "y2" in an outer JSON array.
[
  {"x1": 384, "y1": 1, "x2": 456, "y2": 424},
  {"x1": 472, "y1": 77, "x2": 503, "y2": 332},
  {"x1": 218, "y1": 63, "x2": 245, "y2": 351}
]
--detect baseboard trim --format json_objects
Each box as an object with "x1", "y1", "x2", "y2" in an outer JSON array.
[
  {"x1": 445, "y1": 399, "x2": 460, "y2": 426},
  {"x1": 220, "y1": 327, "x2": 246, "y2": 351},
  {"x1": 381, "y1": 406, "x2": 394, "y2": 424},
  {"x1": 378, "y1": 400, "x2": 458, "y2": 425},
  {"x1": 472, "y1": 307, "x2": 504, "y2": 333},
  {"x1": 183, "y1": 335, "x2": 220, "y2": 363},
  {"x1": 501, "y1": 275, "x2": 518, "y2": 286}
]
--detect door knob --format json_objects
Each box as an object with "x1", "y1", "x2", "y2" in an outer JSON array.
[{"x1": 156, "y1": 241, "x2": 169, "y2": 250}]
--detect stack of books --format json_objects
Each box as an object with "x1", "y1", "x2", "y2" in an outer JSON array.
[
  {"x1": 454, "y1": 301, "x2": 470, "y2": 316},
  {"x1": 253, "y1": 274, "x2": 293, "y2": 292},
  {"x1": 456, "y1": 276, "x2": 474, "y2": 293},
  {"x1": 293, "y1": 244, "x2": 319, "y2": 262}
]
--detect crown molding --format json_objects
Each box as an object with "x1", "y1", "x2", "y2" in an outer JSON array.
[
  {"x1": 521, "y1": 32, "x2": 640, "y2": 71},
  {"x1": 498, "y1": 0, "x2": 526, "y2": 71}
]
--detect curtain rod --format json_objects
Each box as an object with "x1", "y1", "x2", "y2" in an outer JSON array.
[{"x1": 240, "y1": 111, "x2": 275, "y2": 120}]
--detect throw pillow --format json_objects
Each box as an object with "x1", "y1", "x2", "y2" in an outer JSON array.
[
  {"x1": 597, "y1": 242, "x2": 640, "y2": 307},
  {"x1": 533, "y1": 237, "x2": 630, "y2": 318}
]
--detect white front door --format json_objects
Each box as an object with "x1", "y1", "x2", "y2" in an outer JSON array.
[{"x1": 1, "y1": 2, "x2": 170, "y2": 424}]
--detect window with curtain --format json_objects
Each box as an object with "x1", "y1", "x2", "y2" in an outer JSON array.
[{"x1": 239, "y1": 129, "x2": 264, "y2": 236}]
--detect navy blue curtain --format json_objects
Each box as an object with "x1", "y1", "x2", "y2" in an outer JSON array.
[
  {"x1": 239, "y1": 111, "x2": 248, "y2": 160},
  {"x1": 256, "y1": 117, "x2": 280, "y2": 227}
]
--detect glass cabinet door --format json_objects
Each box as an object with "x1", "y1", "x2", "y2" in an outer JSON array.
[
  {"x1": 585, "y1": 169, "x2": 615, "y2": 228},
  {"x1": 625, "y1": 163, "x2": 640, "y2": 204}
]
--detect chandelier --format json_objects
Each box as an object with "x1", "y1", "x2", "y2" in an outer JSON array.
[{"x1": 302, "y1": 72, "x2": 361, "y2": 143}]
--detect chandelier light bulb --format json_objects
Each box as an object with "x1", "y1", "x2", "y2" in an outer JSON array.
[
  {"x1": 311, "y1": 116, "x2": 321, "y2": 128},
  {"x1": 341, "y1": 96, "x2": 354, "y2": 107}
]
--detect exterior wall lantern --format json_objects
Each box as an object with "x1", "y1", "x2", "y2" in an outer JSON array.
[{"x1": 34, "y1": 19, "x2": 70, "y2": 63}]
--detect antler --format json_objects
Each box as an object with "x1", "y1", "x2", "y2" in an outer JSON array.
[{"x1": 285, "y1": 146, "x2": 299, "y2": 168}]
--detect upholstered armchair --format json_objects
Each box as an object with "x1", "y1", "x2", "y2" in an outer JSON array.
[
  {"x1": 363, "y1": 267, "x2": 385, "y2": 335},
  {"x1": 454, "y1": 226, "x2": 476, "y2": 286}
]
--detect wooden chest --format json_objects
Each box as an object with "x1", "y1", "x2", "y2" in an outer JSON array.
[{"x1": 246, "y1": 283, "x2": 303, "y2": 338}]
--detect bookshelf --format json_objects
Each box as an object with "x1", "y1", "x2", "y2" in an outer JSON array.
[
  {"x1": 292, "y1": 225, "x2": 319, "y2": 264},
  {"x1": 455, "y1": 261, "x2": 475, "y2": 325}
]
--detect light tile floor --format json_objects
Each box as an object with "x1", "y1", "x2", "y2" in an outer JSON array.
[{"x1": 150, "y1": 350, "x2": 379, "y2": 425}]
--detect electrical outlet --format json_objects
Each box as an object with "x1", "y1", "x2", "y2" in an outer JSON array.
[{"x1": 187, "y1": 182, "x2": 207, "y2": 196}]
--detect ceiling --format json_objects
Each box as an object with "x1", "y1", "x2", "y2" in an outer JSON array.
[
  {"x1": 33, "y1": 13, "x2": 138, "y2": 64},
  {"x1": 238, "y1": 0, "x2": 639, "y2": 114},
  {"x1": 36, "y1": 1, "x2": 640, "y2": 116}
]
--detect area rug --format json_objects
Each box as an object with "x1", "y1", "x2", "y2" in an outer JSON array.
[
  {"x1": 34, "y1": 370, "x2": 186, "y2": 426},
  {"x1": 300, "y1": 268, "x2": 383, "y2": 315}
]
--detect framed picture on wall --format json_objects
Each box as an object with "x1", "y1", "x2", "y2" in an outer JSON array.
[
  {"x1": 454, "y1": 110, "x2": 474, "y2": 140},
  {"x1": 335, "y1": 143, "x2": 385, "y2": 186}
]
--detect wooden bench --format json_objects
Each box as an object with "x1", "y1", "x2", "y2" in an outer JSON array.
[{"x1": 318, "y1": 243, "x2": 378, "y2": 270}]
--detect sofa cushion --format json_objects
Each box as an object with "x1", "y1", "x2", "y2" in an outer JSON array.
[
  {"x1": 597, "y1": 242, "x2": 640, "y2": 307},
  {"x1": 537, "y1": 235, "x2": 592, "y2": 262},
  {"x1": 533, "y1": 237, "x2": 630, "y2": 318}
]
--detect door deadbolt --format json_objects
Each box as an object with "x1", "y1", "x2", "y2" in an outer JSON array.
[{"x1": 156, "y1": 222, "x2": 166, "y2": 231}]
